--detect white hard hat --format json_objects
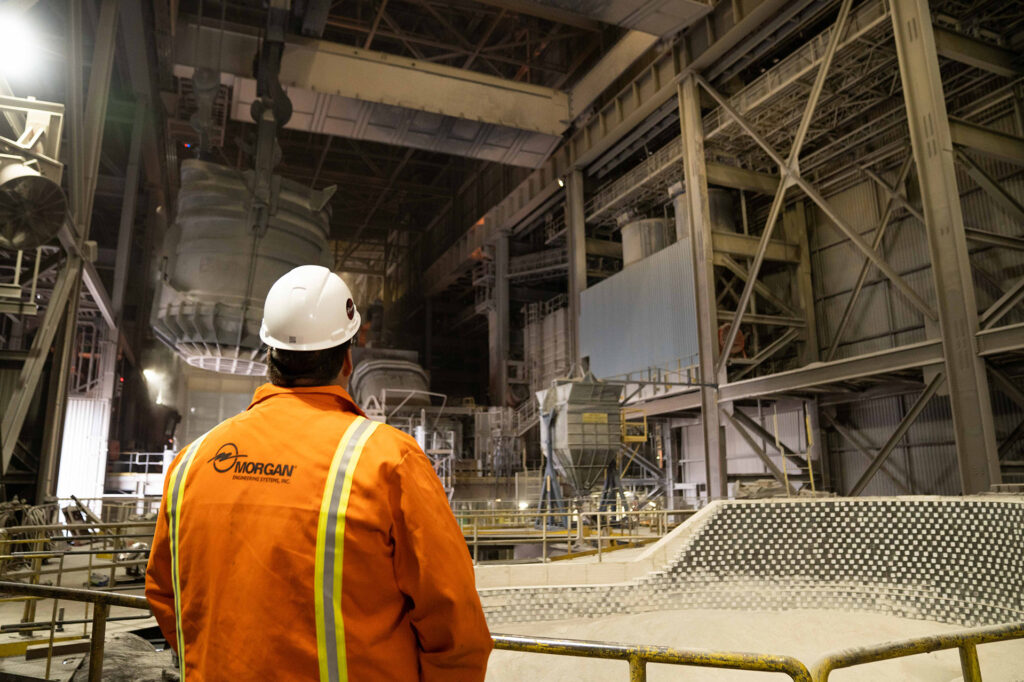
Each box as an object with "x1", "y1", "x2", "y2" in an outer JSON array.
[{"x1": 259, "y1": 265, "x2": 361, "y2": 351}]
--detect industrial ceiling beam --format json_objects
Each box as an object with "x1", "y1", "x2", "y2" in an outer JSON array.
[
  {"x1": 976, "y1": 322, "x2": 1024, "y2": 357},
  {"x1": 176, "y1": 22, "x2": 569, "y2": 137},
  {"x1": 933, "y1": 25, "x2": 1022, "y2": 78},
  {"x1": 948, "y1": 118, "x2": 1024, "y2": 166},
  {"x1": 324, "y1": 16, "x2": 570, "y2": 72},
  {"x1": 422, "y1": 0, "x2": 795, "y2": 295},
  {"x1": 459, "y1": 0, "x2": 602, "y2": 31},
  {"x1": 705, "y1": 163, "x2": 780, "y2": 195},
  {"x1": 954, "y1": 149, "x2": 1024, "y2": 223},
  {"x1": 639, "y1": 339, "x2": 947, "y2": 414},
  {"x1": 710, "y1": 232, "x2": 800, "y2": 263},
  {"x1": 519, "y1": 0, "x2": 711, "y2": 39},
  {"x1": 568, "y1": 31, "x2": 658, "y2": 119}
]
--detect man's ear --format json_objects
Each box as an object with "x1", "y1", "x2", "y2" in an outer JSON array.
[{"x1": 341, "y1": 347, "x2": 354, "y2": 378}]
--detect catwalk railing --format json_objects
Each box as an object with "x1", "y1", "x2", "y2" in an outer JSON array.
[
  {"x1": 453, "y1": 508, "x2": 695, "y2": 563},
  {"x1": 1, "y1": 583, "x2": 1023, "y2": 681}
]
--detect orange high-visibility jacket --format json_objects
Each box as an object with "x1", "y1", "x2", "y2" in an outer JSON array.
[{"x1": 146, "y1": 384, "x2": 492, "y2": 681}]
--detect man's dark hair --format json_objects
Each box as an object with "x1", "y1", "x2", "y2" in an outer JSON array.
[{"x1": 266, "y1": 340, "x2": 352, "y2": 387}]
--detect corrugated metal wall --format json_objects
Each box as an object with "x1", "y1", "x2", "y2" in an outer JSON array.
[
  {"x1": 580, "y1": 239, "x2": 699, "y2": 378},
  {"x1": 56, "y1": 397, "x2": 111, "y2": 502}
]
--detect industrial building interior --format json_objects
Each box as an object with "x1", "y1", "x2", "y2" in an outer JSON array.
[{"x1": 1, "y1": 0, "x2": 1024, "y2": 679}]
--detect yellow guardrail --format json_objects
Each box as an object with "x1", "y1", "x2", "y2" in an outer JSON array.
[
  {"x1": 811, "y1": 620, "x2": 1024, "y2": 681},
  {"x1": 493, "y1": 633, "x2": 813, "y2": 682},
  {"x1": 2, "y1": 582, "x2": 1022, "y2": 682}
]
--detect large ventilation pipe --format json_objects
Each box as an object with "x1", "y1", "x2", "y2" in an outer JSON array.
[{"x1": 151, "y1": 159, "x2": 334, "y2": 375}]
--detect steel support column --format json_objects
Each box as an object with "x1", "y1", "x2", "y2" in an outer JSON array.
[
  {"x1": 782, "y1": 201, "x2": 818, "y2": 365},
  {"x1": 891, "y1": 0, "x2": 1000, "y2": 493},
  {"x1": 488, "y1": 232, "x2": 510, "y2": 406},
  {"x1": 99, "y1": 103, "x2": 145, "y2": 400},
  {"x1": 34, "y1": 0, "x2": 119, "y2": 498},
  {"x1": 36, "y1": 277, "x2": 80, "y2": 500},
  {"x1": 565, "y1": 169, "x2": 586, "y2": 366},
  {"x1": 677, "y1": 76, "x2": 725, "y2": 500},
  {"x1": 661, "y1": 424, "x2": 676, "y2": 511}
]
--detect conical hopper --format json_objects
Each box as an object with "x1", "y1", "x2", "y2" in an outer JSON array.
[{"x1": 537, "y1": 375, "x2": 622, "y2": 496}]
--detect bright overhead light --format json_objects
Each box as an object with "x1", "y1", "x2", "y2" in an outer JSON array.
[
  {"x1": 143, "y1": 368, "x2": 162, "y2": 382},
  {"x1": 518, "y1": 501, "x2": 529, "y2": 510},
  {"x1": 557, "y1": 178, "x2": 565, "y2": 188},
  {"x1": 0, "y1": 11, "x2": 37, "y2": 78}
]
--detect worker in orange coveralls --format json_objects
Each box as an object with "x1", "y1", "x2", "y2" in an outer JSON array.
[{"x1": 146, "y1": 265, "x2": 492, "y2": 681}]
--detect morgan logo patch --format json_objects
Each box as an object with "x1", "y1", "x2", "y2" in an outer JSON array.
[{"x1": 208, "y1": 443, "x2": 295, "y2": 483}]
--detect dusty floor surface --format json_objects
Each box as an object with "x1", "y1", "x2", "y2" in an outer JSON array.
[{"x1": 485, "y1": 609, "x2": 1024, "y2": 681}]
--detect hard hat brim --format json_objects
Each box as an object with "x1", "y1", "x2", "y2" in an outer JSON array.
[{"x1": 259, "y1": 311, "x2": 361, "y2": 351}]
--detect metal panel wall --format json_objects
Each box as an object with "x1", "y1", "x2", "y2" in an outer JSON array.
[
  {"x1": 55, "y1": 397, "x2": 112, "y2": 502},
  {"x1": 580, "y1": 239, "x2": 699, "y2": 379}
]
